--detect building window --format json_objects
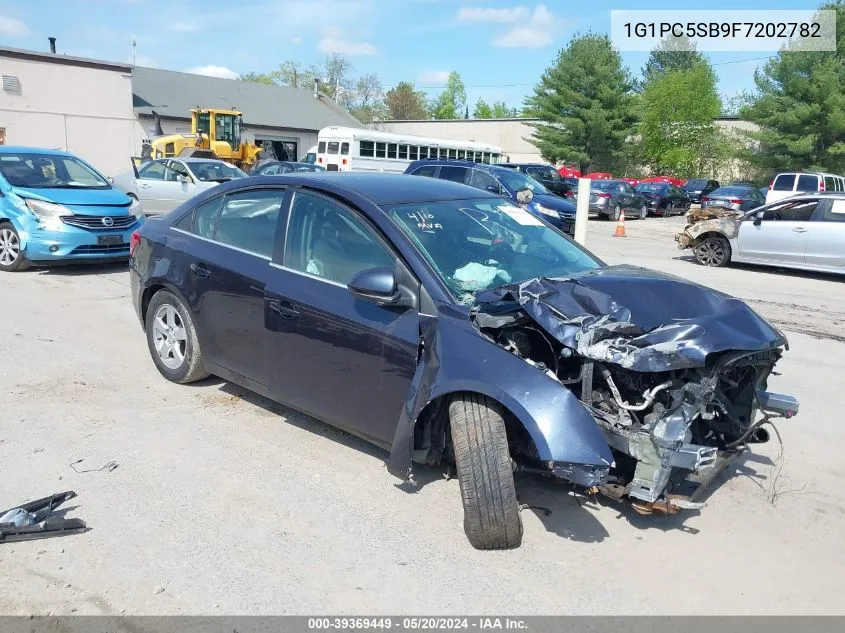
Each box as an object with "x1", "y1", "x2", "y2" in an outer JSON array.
[
  {"x1": 398, "y1": 145, "x2": 408, "y2": 160},
  {"x1": 375, "y1": 142, "x2": 386, "y2": 158},
  {"x1": 360, "y1": 140, "x2": 375, "y2": 157}
]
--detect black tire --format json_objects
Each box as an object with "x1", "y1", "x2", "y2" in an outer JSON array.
[
  {"x1": 0, "y1": 221, "x2": 30, "y2": 272},
  {"x1": 449, "y1": 394, "x2": 522, "y2": 550},
  {"x1": 694, "y1": 235, "x2": 731, "y2": 267},
  {"x1": 145, "y1": 290, "x2": 210, "y2": 383},
  {"x1": 611, "y1": 205, "x2": 622, "y2": 221}
]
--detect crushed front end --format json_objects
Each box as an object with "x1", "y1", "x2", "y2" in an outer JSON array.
[{"x1": 472, "y1": 269, "x2": 799, "y2": 513}]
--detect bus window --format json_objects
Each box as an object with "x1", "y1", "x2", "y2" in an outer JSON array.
[
  {"x1": 327, "y1": 141, "x2": 339, "y2": 154},
  {"x1": 458, "y1": 150, "x2": 466, "y2": 160},
  {"x1": 466, "y1": 151, "x2": 475, "y2": 162},
  {"x1": 387, "y1": 143, "x2": 398, "y2": 159},
  {"x1": 481, "y1": 153, "x2": 489, "y2": 164},
  {"x1": 417, "y1": 147, "x2": 426, "y2": 159},
  {"x1": 409, "y1": 146, "x2": 418, "y2": 160},
  {"x1": 341, "y1": 142, "x2": 350, "y2": 155},
  {"x1": 318, "y1": 141, "x2": 326, "y2": 153},
  {"x1": 439, "y1": 148, "x2": 448, "y2": 159},
  {"x1": 398, "y1": 145, "x2": 408, "y2": 160},
  {"x1": 376, "y1": 142, "x2": 386, "y2": 158},
  {"x1": 360, "y1": 140, "x2": 374, "y2": 157},
  {"x1": 448, "y1": 149, "x2": 457, "y2": 160}
]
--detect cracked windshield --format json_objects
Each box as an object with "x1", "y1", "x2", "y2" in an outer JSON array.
[{"x1": 389, "y1": 199, "x2": 600, "y2": 303}]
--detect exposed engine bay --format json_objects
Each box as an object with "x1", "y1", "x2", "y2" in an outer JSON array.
[{"x1": 471, "y1": 271, "x2": 799, "y2": 512}]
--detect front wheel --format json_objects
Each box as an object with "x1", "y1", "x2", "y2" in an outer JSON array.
[
  {"x1": 694, "y1": 235, "x2": 731, "y2": 267},
  {"x1": 449, "y1": 394, "x2": 523, "y2": 550},
  {"x1": 612, "y1": 205, "x2": 622, "y2": 221},
  {"x1": 638, "y1": 205, "x2": 648, "y2": 220},
  {"x1": 0, "y1": 221, "x2": 29, "y2": 272},
  {"x1": 145, "y1": 290, "x2": 210, "y2": 383}
]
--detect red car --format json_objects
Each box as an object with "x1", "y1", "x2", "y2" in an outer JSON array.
[
  {"x1": 641, "y1": 175, "x2": 686, "y2": 187},
  {"x1": 585, "y1": 172, "x2": 612, "y2": 180},
  {"x1": 558, "y1": 166, "x2": 581, "y2": 178},
  {"x1": 619, "y1": 177, "x2": 640, "y2": 187}
]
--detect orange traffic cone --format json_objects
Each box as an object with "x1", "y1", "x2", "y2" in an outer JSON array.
[{"x1": 613, "y1": 210, "x2": 627, "y2": 237}]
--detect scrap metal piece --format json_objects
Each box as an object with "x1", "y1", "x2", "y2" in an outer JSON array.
[{"x1": 0, "y1": 491, "x2": 85, "y2": 544}]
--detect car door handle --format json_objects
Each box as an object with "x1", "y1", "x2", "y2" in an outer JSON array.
[
  {"x1": 792, "y1": 227, "x2": 807, "y2": 233},
  {"x1": 269, "y1": 300, "x2": 300, "y2": 320},
  {"x1": 189, "y1": 263, "x2": 212, "y2": 278},
  {"x1": 138, "y1": 183, "x2": 152, "y2": 189}
]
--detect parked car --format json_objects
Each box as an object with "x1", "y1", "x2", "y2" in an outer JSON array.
[
  {"x1": 634, "y1": 182, "x2": 691, "y2": 216},
  {"x1": 681, "y1": 179, "x2": 720, "y2": 204},
  {"x1": 588, "y1": 179, "x2": 649, "y2": 220},
  {"x1": 113, "y1": 158, "x2": 247, "y2": 216},
  {"x1": 677, "y1": 192, "x2": 845, "y2": 274},
  {"x1": 619, "y1": 177, "x2": 640, "y2": 187},
  {"x1": 702, "y1": 185, "x2": 765, "y2": 212},
  {"x1": 641, "y1": 175, "x2": 686, "y2": 187},
  {"x1": 498, "y1": 163, "x2": 573, "y2": 197},
  {"x1": 130, "y1": 172, "x2": 798, "y2": 549},
  {"x1": 250, "y1": 161, "x2": 326, "y2": 176},
  {"x1": 558, "y1": 166, "x2": 581, "y2": 178},
  {"x1": 584, "y1": 172, "x2": 612, "y2": 180},
  {"x1": 0, "y1": 146, "x2": 145, "y2": 272},
  {"x1": 404, "y1": 159, "x2": 576, "y2": 235},
  {"x1": 766, "y1": 172, "x2": 845, "y2": 204}
]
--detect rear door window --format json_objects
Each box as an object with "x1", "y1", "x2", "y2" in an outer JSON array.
[
  {"x1": 772, "y1": 174, "x2": 796, "y2": 191},
  {"x1": 796, "y1": 174, "x2": 819, "y2": 191},
  {"x1": 824, "y1": 176, "x2": 836, "y2": 192},
  {"x1": 813, "y1": 199, "x2": 845, "y2": 222},
  {"x1": 438, "y1": 166, "x2": 469, "y2": 184},
  {"x1": 213, "y1": 189, "x2": 286, "y2": 257},
  {"x1": 412, "y1": 165, "x2": 436, "y2": 177},
  {"x1": 327, "y1": 142, "x2": 340, "y2": 155},
  {"x1": 176, "y1": 196, "x2": 224, "y2": 239}
]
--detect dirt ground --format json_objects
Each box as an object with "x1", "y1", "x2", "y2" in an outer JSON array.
[{"x1": 1, "y1": 215, "x2": 843, "y2": 614}]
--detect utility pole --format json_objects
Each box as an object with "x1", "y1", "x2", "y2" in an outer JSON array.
[{"x1": 131, "y1": 35, "x2": 136, "y2": 66}]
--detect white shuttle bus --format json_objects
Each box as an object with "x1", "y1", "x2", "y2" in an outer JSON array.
[{"x1": 316, "y1": 126, "x2": 503, "y2": 173}]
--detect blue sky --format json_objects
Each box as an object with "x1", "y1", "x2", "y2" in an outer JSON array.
[{"x1": 0, "y1": 0, "x2": 824, "y2": 113}]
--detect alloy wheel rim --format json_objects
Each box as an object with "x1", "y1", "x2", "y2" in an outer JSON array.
[
  {"x1": 152, "y1": 304, "x2": 187, "y2": 369},
  {"x1": 699, "y1": 241, "x2": 724, "y2": 266},
  {"x1": 640, "y1": 205, "x2": 647, "y2": 219},
  {"x1": 0, "y1": 228, "x2": 20, "y2": 266}
]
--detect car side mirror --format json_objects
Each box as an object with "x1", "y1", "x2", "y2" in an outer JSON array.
[
  {"x1": 485, "y1": 184, "x2": 500, "y2": 194},
  {"x1": 348, "y1": 267, "x2": 406, "y2": 306},
  {"x1": 515, "y1": 186, "x2": 534, "y2": 206},
  {"x1": 753, "y1": 211, "x2": 764, "y2": 226},
  {"x1": 177, "y1": 174, "x2": 191, "y2": 184}
]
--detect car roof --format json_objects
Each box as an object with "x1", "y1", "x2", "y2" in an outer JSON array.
[
  {"x1": 407, "y1": 159, "x2": 518, "y2": 174},
  {"x1": 181, "y1": 158, "x2": 232, "y2": 164},
  {"x1": 500, "y1": 163, "x2": 552, "y2": 168},
  {"x1": 224, "y1": 172, "x2": 501, "y2": 205},
  {"x1": 0, "y1": 145, "x2": 72, "y2": 157}
]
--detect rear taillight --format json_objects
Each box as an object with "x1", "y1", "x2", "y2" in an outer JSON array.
[
  {"x1": 820, "y1": 181, "x2": 825, "y2": 191},
  {"x1": 317, "y1": 157, "x2": 323, "y2": 163},
  {"x1": 729, "y1": 199, "x2": 743, "y2": 205},
  {"x1": 768, "y1": 180, "x2": 774, "y2": 190},
  {"x1": 129, "y1": 230, "x2": 141, "y2": 258},
  {"x1": 596, "y1": 192, "x2": 612, "y2": 199},
  {"x1": 701, "y1": 196, "x2": 711, "y2": 202}
]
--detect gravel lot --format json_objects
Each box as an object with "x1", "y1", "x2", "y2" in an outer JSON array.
[{"x1": 1, "y1": 215, "x2": 843, "y2": 615}]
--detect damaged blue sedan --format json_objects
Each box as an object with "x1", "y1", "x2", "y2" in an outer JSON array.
[{"x1": 129, "y1": 173, "x2": 799, "y2": 550}]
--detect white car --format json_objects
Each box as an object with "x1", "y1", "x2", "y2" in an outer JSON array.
[
  {"x1": 766, "y1": 171, "x2": 845, "y2": 204},
  {"x1": 113, "y1": 158, "x2": 247, "y2": 216}
]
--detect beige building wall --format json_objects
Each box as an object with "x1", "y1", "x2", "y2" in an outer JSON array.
[
  {"x1": 372, "y1": 119, "x2": 542, "y2": 163},
  {"x1": 0, "y1": 54, "x2": 140, "y2": 176}
]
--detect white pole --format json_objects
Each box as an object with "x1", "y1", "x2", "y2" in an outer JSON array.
[{"x1": 574, "y1": 177, "x2": 590, "y2": 246}]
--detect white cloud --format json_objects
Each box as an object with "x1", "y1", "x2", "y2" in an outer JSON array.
[
  {"x1": 317, "y1": 27, "x2": 376, "y2": 55},
  {"x1": 290, "y1": 35, "x2": 303, "y2": 45},
  {"x1": 494, "y1": 5, "x2": 554, "y2": 48},
  {"x1": 457, "y1": 6, "x2": 528, "y2": 23},
  {"x1": 418, "y1": 70, "x2": 450, "y2": 84},
  {"x1": 185, "y1": 65, "x2": 240, "y2": 79},
  {"x1": 167, "y1": 20, "x2": 201, "y2": 33},
  {"x1": 0, "y1": 15, "x2": 30, "y2": 37}
]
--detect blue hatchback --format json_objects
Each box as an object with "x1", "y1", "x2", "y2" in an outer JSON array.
[
  {"x1": 404, "y1": 159, "x2": 577, "y2": 234},
  {"x1": 0, "y1": 146, "x2": 145, "y2": 271}
]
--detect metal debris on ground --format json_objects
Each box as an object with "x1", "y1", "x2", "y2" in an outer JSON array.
[
  {"x1": 0, "y1": 491, "x2": 86, "y2": 543},
  {"x1": 70, "y1": 459, "x2": 118, "y2": 473}
]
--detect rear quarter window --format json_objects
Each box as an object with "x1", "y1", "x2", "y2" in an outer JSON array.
[{"x1": 412, "y1": 165, "x2": 436, "y2": 177}]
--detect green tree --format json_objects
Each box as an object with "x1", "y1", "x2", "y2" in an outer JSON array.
[
  {"x1": 741, "y1": 1, "x2": 845, "y2": 173},
  {"x1": 490, "y1": 101, "x2": 515, "y2": 118},
  {"x1": 430, "y1": 71, "x2": 467, "y2": 119},
  {"x1": 348, "y1": 73, "x2": 389, "y2": 123},
  {"x1": 473, "y1": 98, "x2": 493, "y2": 118},
  {"x1": 639, "y1": 61, "x2": 723, "y2": 176},
  {"x1": 274, "y1": 60, "x2": 320, "y2": 89},
  {"x1": 239, "y1": 72, "x2": 276, "y2": 85},
  {"x1": 384, "y1": 82, "x2": 429, "y2": 120},
  {"x1": 641, "y1": 35, "x2": 707, "y2": 84},
  {"x1": 525, "y1": 33, "x2": 637, "y2": 174}
]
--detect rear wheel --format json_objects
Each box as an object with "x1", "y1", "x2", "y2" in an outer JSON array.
[
  {"x1": 0, "y1": 222, "x2": 29, "y2": 272},
  {"x1": 612, "y1": 205, "x2": 622, "y2": 221},
  {"x1": 449, "y1": 394, "x2": 523, "y2": 550},
  {"x1": 694, "y1": 235, "x2": 731, "y2": 267},
  {"x1": 638, "y1": 205, "x2": 648, "y2": 220},
  {"x1": 145, "y1": 290, "x2": 209, "y2": 383}
]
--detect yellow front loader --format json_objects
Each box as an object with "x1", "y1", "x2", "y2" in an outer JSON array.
[{"x1": 140, "y1": 108, "x2": 262, "y2": 170}]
